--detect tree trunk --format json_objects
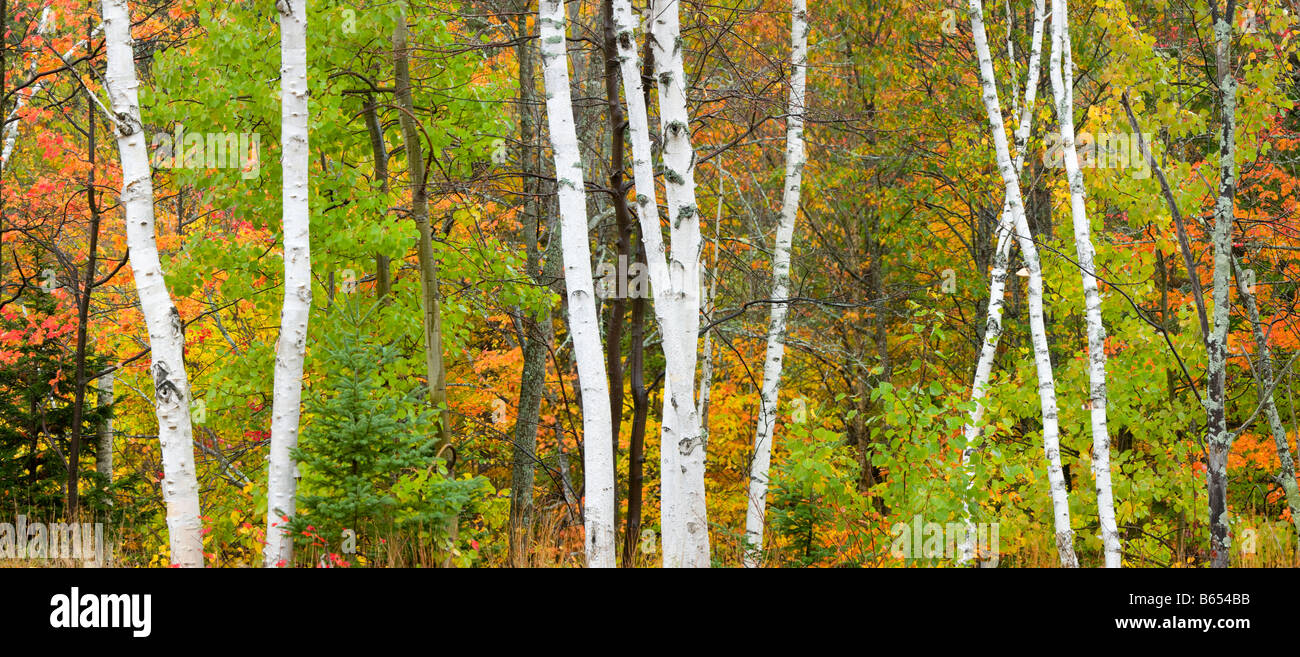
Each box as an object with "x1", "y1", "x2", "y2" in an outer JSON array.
[
  {"x1": 1205, "y1": 0, "x2": 1238, "y2": 569},
  {"x1": 1048, "y1": 0, "x2": 1120, "y2": 567},
  {"x1": 362, "y1": 92, "x2": 392, "y2": 300},
  {"x1": 959, "y1": 0, "x2": 1045, "y2": 564},
  {"x1": 67, "y1": 82, "x2": 103, "y2": 520},
  {"x1": 743, "y1": 0, "x2": 809, "y2": 568},
  {"x1": 100, "y1": 0, "x2": 204, "y2": 567},
  {"x1": 601, "y1": 0, "x2": 631, "y2": 535},
  {"x1": 611, "y1": 0, "x2": 710, "y2": 567},
  {"x1": 509, "y1": 2, "x2": 549, "y2": 564},
  {"x1": 966, "y1": 0, "x2": 1077, "y2": 567},
  {"x1": 1231, "y1": 257, "x2": 1300, "y2": 549},
  {"x1": 96, "y1": 371, "x2": 115, "y2": 483},
  {"x1": 263, "y1": 0, "x2": 311, "y2": 568},
  {"x1": 539, "y1": 0, "x2": 617, "y2": 568},
  {"x1": 393, "y1": 14, "x2": 453, "y2": 457}
]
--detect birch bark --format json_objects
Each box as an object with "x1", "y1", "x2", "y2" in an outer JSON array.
[
  {"x1": 1048, "y1": 0, "x2": 1120, "y2": 567},
  {"x1": 263, "y1": 0, "x2": 310, "y2": 568},
  {"x1": 959, "y1": 0, "x2": 1044, "y2": 564},
  {"x1": 743, "y1": 0, "x2": 808, "y2": 568},
  {"x1": 101, "y1": 0, "x2": 203, "y2": 567},
  {"x1": 538, "y1": 0, "x2": 616, "y2": 567},
  {"x1": 967, "y1": 0, "x2": 1077, "y2": 567},
  {"x1": 611, "y1": 0, "x2": 709, "y2": 567}
]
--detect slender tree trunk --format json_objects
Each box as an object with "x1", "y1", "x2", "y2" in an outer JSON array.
[
  {"x1": 362, "y1": 93, "x2": 392, "y2": 300},
  {"x1": 1049, "y1": 0, "x2": 1120, "y2": 567},
  {"x1": 743, "y1": 0, "x2": 809, "y2": 568},
  {"x1": 96, "y1": 371, "x2": 115, "y2": 483},
  {"x1": 100, "y1": 0, "x2": 203, "y2": 567},
  {"x1": 510, "y1": 219, "x2": 560, "y2": 563},
  {"x1": 601, "y1": 0, "x2": 631, "y2": 533},
  {"x1": 393, "y1": 14, "x2": 452, "y2": 457},
  {"x1": 67, "y1": 81, "x2": 103, "y2": 520},
  {"x1": 622, "y1": 240, "x2": 649, "y2": 566},
  {"x1": 1231, "y1": 258, "x2": 1300, "y2": 547},
  {"x1": 509, "y1": 3, "x2": 548, "y2": 564},
  {"x1": 263, "y1": 0, "x2": 310, "y2": 568},
  {"x1": 959, "y1": 0, "x2": 1045, "y2": 564},
  {"x1": 1206, "y1": 0, "x2": 1238, "y2": 569},
  {"x1": 967, "y1": 0, "x2": 1077, "y2": 567},
  {"x1": 538, "y1": 0, "x2": 617, "y2": 568}
]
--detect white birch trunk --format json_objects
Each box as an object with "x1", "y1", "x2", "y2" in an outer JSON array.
[
  {"x1": 967, "y1": 0, "x2": 1077, "y2": 567},
  {"x1": 958, "y1": 0, "x2": 1045, "y2": 564},
  {"x1": 647, "y1": 0, "x2": 712, "y2": 569},
  {"x1": 100, "y1": 0, "x2": 204, "y2": 567},
  {"x1": 743, "y1": 0, "x2": 809, "y2": 568},
  {"x1": 1048, "y1": 0, "x2": 1120, "y2": 567},
  {"x1": 263, "y1": 0, "x2": 310, "y2": 568},
  {"x1": 610, "y1": 0, "x2": 710, "y2": 566},
  {"x1": 96, "y1": 372, "x2": 115, "y2": 481},
  {"x1": 538, "y1": 0, "x2": 616, "y2": 568}
]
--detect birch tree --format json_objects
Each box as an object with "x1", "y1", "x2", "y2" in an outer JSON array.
[
  {"x1": 743, "y1": 0, "x2": 809, "y2": 569},
  {"x1": 538, "y1": 0, "x2": 616, "y2": 568},
  {"x1": 959, "y1": 0, "x2": 1045, "y2": 566},
  {"x1": 610, "y1": 0, "x2": 709, "y2": 567},
  {"x1": 966, "y1": 0, "x2": 1077, "y2": 567},
  {"x1": 1048, "y1": 0, "x2": 1120, "y2": 567},
  {"x1": 263, "y1": 0, "x2": 310, "y2": 568},
  {"x1": 100, "y1": 0, "x2": 203, "y2": 567},
  {"x1": 96, "y1": 372, "x2": 115, "y2": 482}
]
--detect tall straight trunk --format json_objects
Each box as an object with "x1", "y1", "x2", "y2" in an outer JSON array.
[
  {"x1": 743, "y1": 0, "x2": 809, "y2": 568},
  {"x1": 538, "y1": 0, "x2": 617, "y2": 568},
  {"x1": 1049, "y1": 0, "x2": 1120, "y2": 567},
  {"x1": 362, "y1": 93, "x2": 392, "y2": 300},
  {"x1": 263, "y1": 0, "x2": 310, "y2": 568},
  {"x1": 1232, "y1": 258, "x2": 1300, "y2": 546},
  {"x1": 96, "y1": 371, "x2": 115, "y2": 482},
  {"x1": 601, "y1": 0, "x2": 631, "y2": 529},
  {"x1": 621, "y1": 38, "x2": 654, "y2": 568},
  {"x1": 649, "y1": 0, "x2": 710, "y2": 568},
  {"x1": 966, "y1": 0, "x2": 1077, "y2": 567},
  {"x1": 67, "y1": 80, "x2": 102, "y2": 520},
  {"x1": 393, "y1": 14, "x2": 452, "y2": 456},
  {"x1": 622, "y1": 240, "x2": 650, "y2": 566},
  {"x1": 959, "y1": 0, "x2": 1045, "y2": 564},
  {"x1": 1205, "y1": 0, "x2": 1238, "y2": 569},
  {"x1": 511, "y1": 217, "x2": 560, "y2": 563},
  {"x1": 612, "y1": 0, "x2": 709, "y2": 567},
  {"x1": 509, "y1": 2, "x2": 548, "y2": 563},
  {"x1": 100, "y1": 0, "x2": 203, "y2": 567}
]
